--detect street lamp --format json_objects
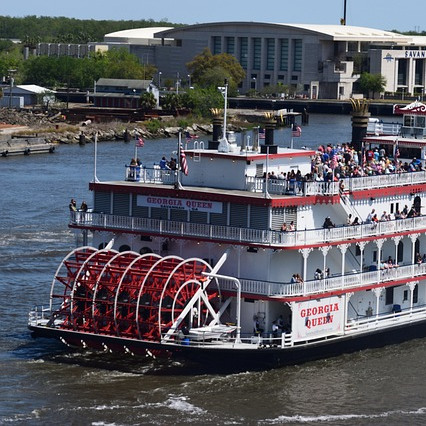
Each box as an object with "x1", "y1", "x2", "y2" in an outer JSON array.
[
  {"x1": 158, "y1": 71, "x2": 162, "y2": 89},
  {"x1": 188, "y1": 74, "x2": 191, "y2": 88},
  {"x1": 252, "y1": 77, "x2": 257, "y2": 94},
  {"x1": 176, "y1": 72, "x2": 180, "y2": 94}
]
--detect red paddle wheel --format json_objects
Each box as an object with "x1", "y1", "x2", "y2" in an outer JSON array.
[
  {"x1": 50, "y1": 247, "x2": 220, "y2": 345},
  {"x1": 159, "y1": 258, "x2": 220, "y2": 339},
  {"x1": 92, "y1": 251, "x2": 139, "y2": 334}
]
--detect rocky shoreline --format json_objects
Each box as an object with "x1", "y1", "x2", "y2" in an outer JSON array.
[{"x1": 0, "y1": 107, "x2": 247, "y2": 145}]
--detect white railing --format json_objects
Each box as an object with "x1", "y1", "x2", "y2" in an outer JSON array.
[
  {"x1": 218, "y1": 262, "x2": 426, "y2": 298},
  {"x1": 70, "y1": 212, "x2": 426, "y2": 247},
  {"x1": 347, "y1": 170, "x2": 426, "y2": 192},
  {"x1": 125, "y1": 166, "x2": 176, "y2": 185},
  {"x1": 367, "y1": 121, "x2": 401, "y2": 136},
  {"x1": 245, "y1": 171, "x2": 426, "y2": 196},
  {"x1": 124, "y1": 166, "x2": 426, "y2": 197}
]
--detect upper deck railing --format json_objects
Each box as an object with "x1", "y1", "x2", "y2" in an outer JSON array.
[
  {"x1": 70, "y1": 211, "x2": 426, "y2": 248},
  {"x1": 124, "y1": 166, "x2": 426, "y2": 196},
  {"x1": 218, "y1": 261, "x2": 426, "y2": 298}
]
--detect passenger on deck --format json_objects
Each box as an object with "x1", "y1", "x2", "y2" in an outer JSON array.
[
  {"x1": 80, "y1": 201, "x2": 88, "y2": 212},
  {"x1": 281, "y1": 223, "x2": 287, "y2": 232},
  {"x1": 352, "y1": 217, "x2": 360, "y2": 226},
  {"x1": 272, "y1": 321, "x2": 280, "y2": 338},
  {"x1": 69, "y1": 199, "x2": 77, "y2": 212},
  {"x1": 314, "y1": 268, "x2": 323, "y2": 280},
  {"x1": 366, "y1": 209, "x2": 375, "y2": 223},
  {"x1": 159, "y1": 156, "x2": 170, "y2": 170},
  {"x1": 323, "y1": 217, "x2": 335, "y2": 229},
  {"x1": 169, "y1": 157, "x2": 177, "y2": 170}
]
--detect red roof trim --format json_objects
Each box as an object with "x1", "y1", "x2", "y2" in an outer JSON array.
[
  {"x1": 188, "y1": 150, "x2": 316, "y2": 161},
  {"x1": 351, "y1": 184, "x2": 426, "y2": 200},
  {"x1": 90, "y1": 182, "x2": 339, "y2": 207},
  {"x1": 232, "y1": 276, "x2": 425, "y2": 303}
]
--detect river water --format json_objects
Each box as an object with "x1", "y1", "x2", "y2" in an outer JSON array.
[{"x1": 2, "y1": 113, "x2": 426, "y2": 425}]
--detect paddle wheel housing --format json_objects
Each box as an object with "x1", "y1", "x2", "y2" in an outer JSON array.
[{"x1": 49, "y1": 247, "x2": 221, "y2": 342}]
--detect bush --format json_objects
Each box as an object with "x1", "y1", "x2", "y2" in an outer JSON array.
[{"x1": 143, "y1": 119, "x2": 163, "y2": 133}]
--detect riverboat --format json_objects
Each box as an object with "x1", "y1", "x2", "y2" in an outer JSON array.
[{"x1": 28, "y1": 97, "x2": 426, "y2": 371}]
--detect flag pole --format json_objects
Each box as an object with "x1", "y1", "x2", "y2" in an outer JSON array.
[
  {"x1": 177, "y1": 132, "x2": 183, "y2": 189},
  {"x1": 93, "y1": 131, "x2": 99, "y2": 183}
]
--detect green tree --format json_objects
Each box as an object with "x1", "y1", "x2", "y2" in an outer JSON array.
[
  {"x1": 186, "y1": 48, "x2": 245, "y2": 92},
  {"x1": 358, "y1": 72, "x2": 387, "y2": 98},
  {"x1": 139, "y1": 92, "x2": 156, "y2": 110},
  {"x1": 180, "y1": 86, "x2": 224, "y2": 116},
  {"x1": 161, "y1": 93, "x2": 183, "y2": 114}
]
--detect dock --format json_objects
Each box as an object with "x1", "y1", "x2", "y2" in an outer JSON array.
[{"x1": 0, "y1": 135, "x2": 56, "y2": 157}]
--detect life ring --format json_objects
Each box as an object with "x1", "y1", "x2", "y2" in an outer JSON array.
[{"x1": 24, "y1": 148, "x2": 30, "y2": 155}]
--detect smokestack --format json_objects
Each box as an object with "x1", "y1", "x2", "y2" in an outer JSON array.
[{"x1": 260, "y1": 112, "x2": 278, "y2": 154}]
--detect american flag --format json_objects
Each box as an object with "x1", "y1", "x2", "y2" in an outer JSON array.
[
  {"x1": 259, "y1": 128, "x2": 265, "y2": 139},
  {"x1": 180, "y1": 143, "x2": 189, "y2": 175},
  {"x1": 292, "y1": 125, "x2": 302, "y2": 137},
  {"x1": 136, "y1": 137, "x2": 144, "y2": 147},
  {"x1": 185, "y1": 131, "x2": 198, "y2": 142}
]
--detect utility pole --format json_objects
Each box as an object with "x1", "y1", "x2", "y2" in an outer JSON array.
[
  {"x1": 7, "y1": 69, "x2": 16, "y2": 108},
  {"x1": 341, "y1": 0, "x2": 347, "y2": 25}
]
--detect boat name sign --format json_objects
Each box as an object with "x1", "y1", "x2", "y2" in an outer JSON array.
[
  {"x1": 292, "y1": 296, "x2": 345, "y2": 342},
  {"x1": 137, "y1": 195, "x2": 223, "y2": 213}
]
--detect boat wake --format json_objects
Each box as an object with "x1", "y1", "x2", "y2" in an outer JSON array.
[{"x1": 262, "y1": 407, "x2": 426, "y2": 423}]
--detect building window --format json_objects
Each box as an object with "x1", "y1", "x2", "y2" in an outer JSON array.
[
  {"x1": 239, "y1": 37, "x2": 248, "y2": 69},
  {"x1": 266, "y1": 38, "x2": 275, "y2": 71},
  {"x1": 252, "y1": 37, "x2": 261, "y2": 70},
  {"x1": 279, "y1": 39, "x2": 288, "y2": 71},
  {"x1": 278, "y1": 74, "x2": 284, "y2": 80},
  {"x1": 225, "y1": 37, "x2": 235, "y2": 55},
  {"x1": 347, "y1": 41, "x2": 358, "y2": 52},
  {"x1": 398, "y1": 59, "x2": 408, "y2": 86},
  {"x1": 415, "y1": 59, "x2": 424, "y2": 86},
  {"x1": 293, "y1": 39, "x2": 302, "y2": 72},
  {"x1": 212, "y1": 36, "x2": 221, "y2": 55},
  {"x1": 264, "y1": 74, "x2": 271, "y2": 79}
]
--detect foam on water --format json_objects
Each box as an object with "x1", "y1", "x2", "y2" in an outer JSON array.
[{"x1": 261, "y1": 407, "x2": 426, "y2": 424}]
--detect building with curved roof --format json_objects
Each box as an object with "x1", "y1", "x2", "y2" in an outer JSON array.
[
  {"x1": 155, "y1": 22, "x2": 422, "y2": 99},
  {"x1": 36, "y1": 22, "x2": 426, "y2": 100}
]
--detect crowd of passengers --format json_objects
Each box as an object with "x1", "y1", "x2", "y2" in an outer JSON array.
[{"x1": 264, "y1": 143, "x2": 424, "y2": 185}]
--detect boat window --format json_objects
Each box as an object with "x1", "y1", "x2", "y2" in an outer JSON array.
[
  {"x1": 119, "y1": 244, "x2": 131, "y2": 252},
  {"x1": 140, "y1": 247, "x2": 153, "y2": 255},
  {"x1": 397, "y1": 241, "x2": 404, "y2": 263},
  {"x1": 404, "y1": 115, "x2": 414, "y2": 127},
  {"x1": 414, "y1": 196, "x2": 421, "y2": 215},
  {"x1": 385, "y1": 287, "x2": 394, "y2": 305},
  {"x1": 414, "y1": 284, "x2": 418, "y2": 303}
]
